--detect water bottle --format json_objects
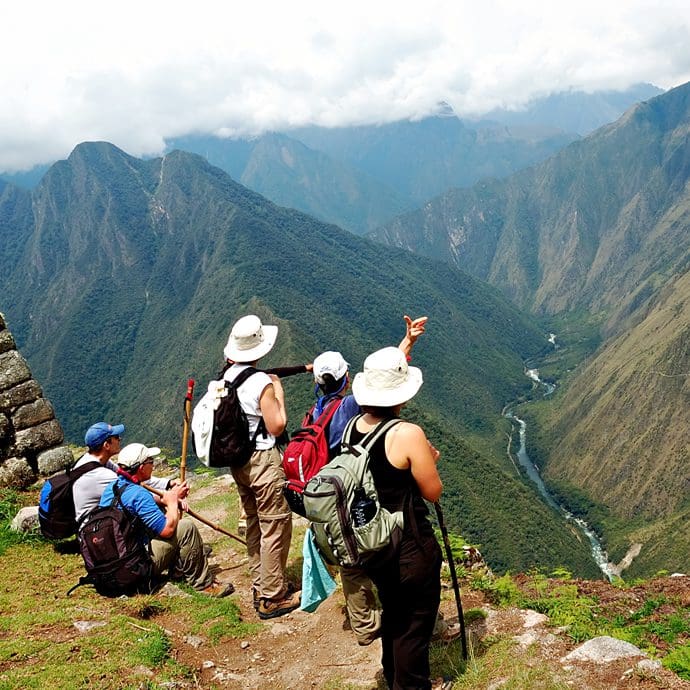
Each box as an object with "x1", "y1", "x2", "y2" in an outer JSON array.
[{"x1": 351, "y1": 487, "x2": 377, "y2": 527}]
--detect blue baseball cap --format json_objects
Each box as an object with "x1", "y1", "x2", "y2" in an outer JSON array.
[{"x1": 84, "y1": 421, "x2": 125, "y2": 449}]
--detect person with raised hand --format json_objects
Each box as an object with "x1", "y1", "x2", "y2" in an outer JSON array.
[
  {"x1": 350, "y1": 346, "x2": 442, "y2": 690},
  {"x1": 300, "y1": 314, "x2": 428, "y2": 646}
]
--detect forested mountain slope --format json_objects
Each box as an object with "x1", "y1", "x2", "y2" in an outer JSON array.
[
  {"x1": 374, "y1": 82, "x2": 690, "y2": 329},
  {"x1": 373, "y1": 83, "x2": 690, "y2": 576},
  {"x1": 0, "y1": 141, "x2": 600, "y2": 575},
  {"x1": 533, "y1": 267, "x2": 690, "y2": 577},
  {"x1": 168, "y1": 132, "x2": 410, "y2": 235}
]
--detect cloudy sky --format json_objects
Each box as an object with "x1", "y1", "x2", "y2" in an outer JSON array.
[{"x1": 2, "y1": 0, "x2": 690, "y2": 172}]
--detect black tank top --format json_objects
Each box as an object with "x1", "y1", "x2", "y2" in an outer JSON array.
[{"x1": 349, "y1": 418, "x2": 431, "y2": 528}]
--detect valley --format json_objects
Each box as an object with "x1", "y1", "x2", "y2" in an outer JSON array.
[{"x1": 1, "y1": 83, "x2": 688, "y2": 579}]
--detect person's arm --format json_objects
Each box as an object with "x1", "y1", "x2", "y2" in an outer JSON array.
[
  {"x1": 157, "y1": 484, "x2": 186, "y2": 538},
  {"x1": 259, "y1": 375, "x2": 288, "y2": 437},
  {"x1": 387, "y1": 421, "x2": 442, "y2": 502},
  {"x1": 398, "y1": 315, "x2": 428, "y2": 358},
  {"x1": 263, "y1": 364, "x2": 313, "y2": 377}
]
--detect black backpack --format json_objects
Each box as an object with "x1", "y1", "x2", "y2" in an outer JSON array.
[
  {"x1": 69, "y1": 482, "x2": 154, "y2": 597},
  {"x1": 208, "y1": 367, "x2": 266, "y2": 468},
  {"x1": 38, "y1": 459, "x2": 101, "y2": 540}
]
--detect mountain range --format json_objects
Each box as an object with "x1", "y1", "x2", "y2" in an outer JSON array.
[
  {"x1": 481, "y1": 82, "x2": 663, "y2": 136},
  {"x1": 373, "y1": 82, "x2": 690, "y2": 577},
  {"x1": 0, "y1": 141, "x2": 599, "y2": 576}
]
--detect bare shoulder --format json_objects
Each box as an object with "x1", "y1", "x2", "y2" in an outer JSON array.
[
  {"x1": 388, "y1": 420, "x2": 428, "y2": 451},
  {"x1": 392, "y1": 420, "x2": 426, "y2": 440}
]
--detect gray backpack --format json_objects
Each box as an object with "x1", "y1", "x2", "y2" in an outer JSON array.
[{"x1": 302, "y1": 416, "x2": 404, "y2": 568}]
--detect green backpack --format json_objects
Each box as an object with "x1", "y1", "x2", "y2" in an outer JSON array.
[{"x1": 302, "y1": 416, "x2": 404, "y2": 568}]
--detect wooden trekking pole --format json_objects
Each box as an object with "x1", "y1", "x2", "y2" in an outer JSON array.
[
  {"x1": 180, "y1": 378, "x2": 195, "y2": 483},
  {"x1": 143, "y1": 483, "x2": 247, "y2": 546},
  {"x1": 434, "y1": 501, "x2": 468, "y2": 661}
]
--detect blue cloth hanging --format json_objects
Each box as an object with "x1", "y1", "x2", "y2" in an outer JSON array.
[{"x1": 300, "y1": 527, "x2": 337, "y2": 612}]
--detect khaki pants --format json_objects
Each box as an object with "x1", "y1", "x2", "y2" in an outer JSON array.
[
  {"x1": 341, "y1": 565, "x2": 382, "y2": 645},
  {"x1": 150, "y1": 517, "x2": 212, "y2": 590},
  {"x1": 232, "y1": 446, "x2": 293, "y2": 600}
]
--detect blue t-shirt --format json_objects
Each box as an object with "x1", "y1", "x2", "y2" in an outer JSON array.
[
  {"x1": 100, "y1": 478, "x2": 167, "y2": 542},
  {"x1": 316, "y1": 394, "x2": 361, "y2": 455}
]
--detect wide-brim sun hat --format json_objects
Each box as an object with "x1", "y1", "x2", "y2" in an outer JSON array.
[
  {"x1": 223, "y1": 314, "x2": 278, "y2": 362},
  {"x1": 352, "y1": 346, "x2": 423, "y2": 407},
  {"x1": 117, "y1": 443, "x2": 161, "y2": 470}
]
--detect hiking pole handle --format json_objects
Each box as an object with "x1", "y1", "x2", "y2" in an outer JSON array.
[
  {"x1": 180, "y1": 378, "x2": 195, "y2": 483},
  {"x1": 434, "y1": 501, "x2": 468, "y2": 661},
  {"x1": 143, "y1": 482, "x2": 247, "y2": 546}
]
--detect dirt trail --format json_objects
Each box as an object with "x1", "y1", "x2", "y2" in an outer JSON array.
[{"x1": 154, "y1": 476, "x2": 690, "y2": 690}]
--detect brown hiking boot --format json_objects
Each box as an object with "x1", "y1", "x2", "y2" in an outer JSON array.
[
  {"x1": 257, "y1": 590, "x2": 301, "y2": 619},
  {"x1": 201, "y1": 579, "x2": 235, "y2": 598}
]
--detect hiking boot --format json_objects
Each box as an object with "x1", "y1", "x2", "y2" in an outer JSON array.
[
  {"x1": 201, "y1": 579, "x2": 235, "y2": 598},
  {"x1": 257, "y1": 590, "x2": 301, "y2": 619}
]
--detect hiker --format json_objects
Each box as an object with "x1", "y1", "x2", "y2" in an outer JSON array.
[
  {"x1": 222, "y1": 358, "x2": 312, "y2": 539},
  {"x1": 350, "y1": 346, "x2": 443, "y2": 690},
  {"x1": 72, "y1": 421, "x2": 172, "y2": 524},
  {"x1": 307, "y1": 315, "x2": 427, "y2": 646},
  {"x1": 99, "y1": 442, "x2": 233, "y2": 596},
  {"x1": 222, "y1": 314, "x2": 301, "y2": 619}
]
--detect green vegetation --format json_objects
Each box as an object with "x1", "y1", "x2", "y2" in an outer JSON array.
[
  {"x1": 0, "y1": 491, "x2": 258, "y2": 690},
  {"x1": 471, "y1": 569, "x2": 690, "y2": 661},
  {"x1": 0, "y1": 140, "x2": 590, "y2": 575},
  {"x1": 663, "y1": 643, "x2": 690, "y2": 680}
]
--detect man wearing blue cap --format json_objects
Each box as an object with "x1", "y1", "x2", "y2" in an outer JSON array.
[{"x1": 72, "y1": 421, "x2": 171, "y2": 524}]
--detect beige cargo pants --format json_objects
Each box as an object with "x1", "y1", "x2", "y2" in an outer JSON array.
[{"x1": 232, "y1": 446, "x2": 293, "y2": 601}]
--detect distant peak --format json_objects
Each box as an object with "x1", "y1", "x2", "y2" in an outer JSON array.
[{"x1": 435, "y1": 101, "x2": 456, "y2": 117}]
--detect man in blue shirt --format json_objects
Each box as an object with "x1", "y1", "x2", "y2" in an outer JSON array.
[{"x1": 100, "y1": 442, "x2": 233, "y2": 597}]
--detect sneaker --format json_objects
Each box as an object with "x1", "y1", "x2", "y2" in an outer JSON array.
[
  {"x1": 257, "y1": 590, "x2": 301, "y2": 619},
  {"x1": 201, "y1": 579, "x2": 235, "y2": 598}
]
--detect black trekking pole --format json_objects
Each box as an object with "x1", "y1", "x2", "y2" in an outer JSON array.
[{"x1": 434, "y1": 501, "x2": 468, "y2": 661}]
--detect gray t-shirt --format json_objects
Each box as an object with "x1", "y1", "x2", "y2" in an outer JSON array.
[{"x1": 72, "y1": 453, "x2": 169, "y2": 523}]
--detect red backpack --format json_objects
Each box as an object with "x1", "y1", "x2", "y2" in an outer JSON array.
[{"x1": 282, "y1": 397, "x2": 343, "y2": 516}]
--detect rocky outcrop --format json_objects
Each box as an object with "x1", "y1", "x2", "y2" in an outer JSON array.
[{"x1": 0, "y1": 312, "x2": 72, "y2": 488}]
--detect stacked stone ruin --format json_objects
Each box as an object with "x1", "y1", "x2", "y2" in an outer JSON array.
[{"x1": 0, "y1": 312, "x2": 73, "y2": 488}]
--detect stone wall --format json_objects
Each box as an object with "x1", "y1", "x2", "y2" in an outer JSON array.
[{"x1": 0, "y1": 312, "x2": 73, "y2": 488}]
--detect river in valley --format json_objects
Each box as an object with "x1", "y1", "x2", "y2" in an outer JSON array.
[{"x1": 504, "y1": 348, "x2": 617, "y2": 580}]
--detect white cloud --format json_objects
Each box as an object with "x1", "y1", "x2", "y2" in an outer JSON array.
[{"x1": 1, "y1": 0, "x2": 689, "y2": 171}]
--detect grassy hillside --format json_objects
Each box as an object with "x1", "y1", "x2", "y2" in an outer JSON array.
[{"x1": 519, "y1": 269, "x2": 690, "y2": 575}]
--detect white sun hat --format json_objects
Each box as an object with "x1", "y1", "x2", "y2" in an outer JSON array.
[
  {"x1": 223, "y1": 314, "x2": 278, "y2": 362},
  {"x1": 117, "y1": 443, "x2": 161, "y2": 470},
  {"x1": 313, "y1": 351, "x2": 349, "y2": 384},
  {"x1": 352, "y1": 346, "x2": 423, "y2": 407}
]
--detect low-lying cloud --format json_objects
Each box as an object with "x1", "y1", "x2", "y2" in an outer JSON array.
[{"x1": 1, "y1": 0, "x2": 689, "y2": 171}]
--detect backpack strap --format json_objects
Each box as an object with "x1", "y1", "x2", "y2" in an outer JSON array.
[
  {"x1": 342, "y1": 415, "x2": 400, "y2": 451},
  {"x1": 67, "y1": 460, "x2": 102, "y2": 482},
  {"x1": 225, "y1": 366, "x2": 267, "y2": 442},
  {"x1": 111, "y1": 480, "x2": 155, "y2": 545},
  {"x1": 228, "y1": 366, "x2": 258, "y2": 390},
  {"x1": 310, "y1": 396, "x2": 343, "y2": 429}
]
